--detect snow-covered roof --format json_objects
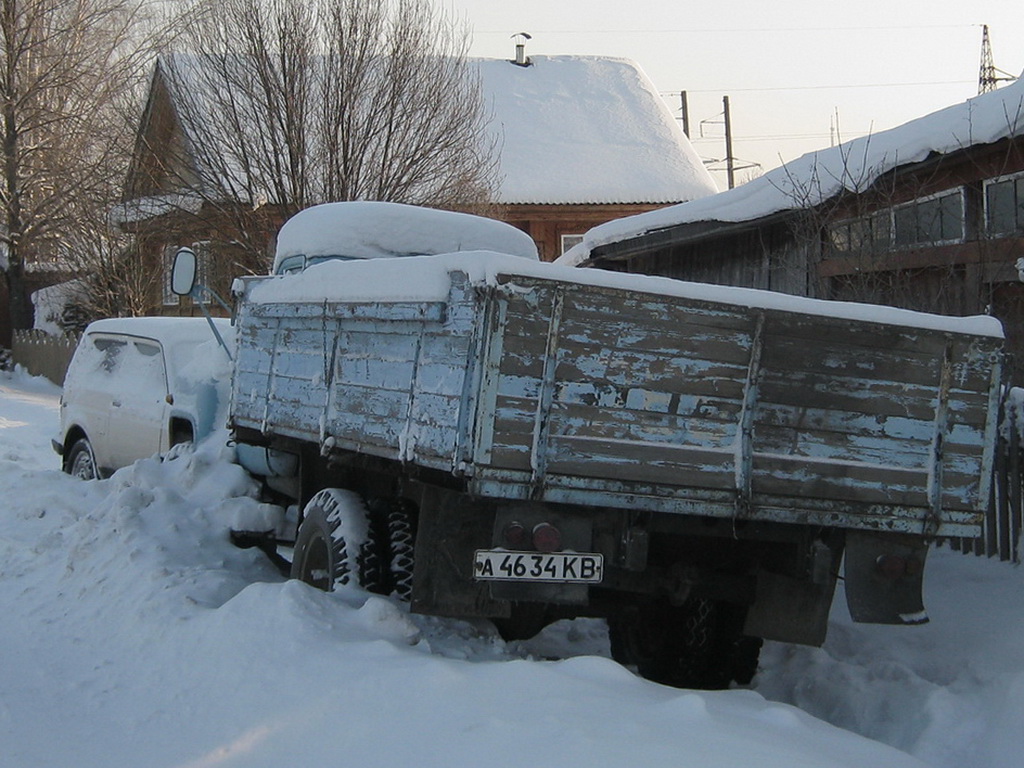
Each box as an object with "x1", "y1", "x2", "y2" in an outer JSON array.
[
  {"x1": 149, "y1": 53, "x2": 716, "y2": 210},
  {"x1": 562, "y1": 73, "x2": 1024, "y2": 264},
  {"x1": 31, "y1": 279, "x2": 85, "y2": 335},
  {"x1": 476, "y1": 56, "x2": 717, "y2": 205}
]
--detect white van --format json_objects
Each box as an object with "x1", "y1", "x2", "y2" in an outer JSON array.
[{"x1": 54, "y1": 317, "x2": 233, "y2": 478}]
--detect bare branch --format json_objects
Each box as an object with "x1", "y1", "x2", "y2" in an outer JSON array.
[{"x1": 147, "y1": 0, "x2": 498, "y2": 272}]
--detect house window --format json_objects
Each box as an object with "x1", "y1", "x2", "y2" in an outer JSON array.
[
  {"x1": 162, "y1": 246, "x2": 180, "y2": 306},
  {"x1": 893, "y1": 190, "x2": 964, "y2": 247},
  {"x1": 985, "y1": 173, "x2": 1024, "y2": 235},
  {"x1": 828, "y1": 211, "x2": 890, "y2": 253},
  {"x1": 163, "y1": 241, "x2": 212, "y2": 305},
  {"x1": 192, "y1": 241, "x2": 212, "y2": 289},
  {"x1": 560, "y1": 234, "x2": 584, "y2": 254}
]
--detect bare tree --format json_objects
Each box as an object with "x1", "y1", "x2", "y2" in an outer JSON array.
[
  {"x1": 152, "y1": 0, "x2": 498, "y2": 264},
  {"x1": 0, "y1": 0, "x2": 155, "y2": 336}
]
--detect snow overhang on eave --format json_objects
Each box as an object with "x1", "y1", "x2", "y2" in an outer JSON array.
[
  {"x1": 497, "y1": 198, "x2": 689, "y2": 207},
  {"x1": 586, "y1": 210, "x2": 794, "y2": 265},
  {"x1": 108, "y1": 194, "x2": 204, "y2": 231}
]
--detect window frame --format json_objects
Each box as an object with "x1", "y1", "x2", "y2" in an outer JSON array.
[
  {"x1": 162, "y1": 246, "x2": 180, "y2": 306},
  {"x1": 560, "y1": 234, "x2": 584, "y2": 254},
  {"x1": 828, "y1": 210, "x2": 892, "y2": 254},
  {"x1": 891, "y1": 188, "x2": 965, "y2": 248},
  {"x1": 983, "y1": 170, "x2": 1024, "y2": 237}
]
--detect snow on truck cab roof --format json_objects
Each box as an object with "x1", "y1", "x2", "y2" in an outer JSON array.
[{"x1": 272, "y1": 201, "x2": 539, "y2": 274}]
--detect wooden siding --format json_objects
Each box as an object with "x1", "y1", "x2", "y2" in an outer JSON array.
[
  {"x1": 597, "y1": 222, "x2": 815, "y2": 298},
  {"x1": 585, "y1": 136, "x2": 1024, "y2": 384}
]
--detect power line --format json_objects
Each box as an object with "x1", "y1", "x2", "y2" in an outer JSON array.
[
  {"x1": 661, "y1": 80, "x2": 974, "y2": 95},
  {"x1": 696, "y1": 133, "x2": 871, "y2": 143},
  {"x1": 693, "y1": 133, "x2": 837, "y2": 141},
  {"x1": 473, "y1": 24, "x2": 979, "y2": 35}
]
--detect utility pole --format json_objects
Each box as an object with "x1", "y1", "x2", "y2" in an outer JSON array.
[
  {"x1": 679, "y1": 91, "x2": 690, "y2": 138},
  {"x1": 723, "y1": 95, "x2": 735, "y2": 190},
  {"x1": 693, "y1": 94, "x2": 759, "y2": 188}
]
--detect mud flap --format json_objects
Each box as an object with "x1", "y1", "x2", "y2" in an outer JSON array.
[
  {"x1": 844, "y1": 531, "x2": 929, "y2": 625},
  {"x1": 744, "y1": 538, "x2": 843, "y2": 647}
]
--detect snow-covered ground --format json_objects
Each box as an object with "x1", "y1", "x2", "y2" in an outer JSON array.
[{"x1": 1, "y1": 368, "x2": 1020, "y2": 768}]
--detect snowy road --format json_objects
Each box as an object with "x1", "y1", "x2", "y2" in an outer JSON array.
[{"x1": 1, "y1": 368, "x2": 1020, "y2": 767}]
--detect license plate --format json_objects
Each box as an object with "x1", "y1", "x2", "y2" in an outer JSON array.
[{"x1": 473, "y1": 550, "x2": 604, "y2": 584}]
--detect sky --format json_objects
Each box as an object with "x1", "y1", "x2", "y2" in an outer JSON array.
[{"x1": 446, "y1": 0, "x2": 1024, "y2": 191}]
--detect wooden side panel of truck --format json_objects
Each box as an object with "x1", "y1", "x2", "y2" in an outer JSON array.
[{"x1": 232, "y1": 269, "x2": 1001, "y2": 540}]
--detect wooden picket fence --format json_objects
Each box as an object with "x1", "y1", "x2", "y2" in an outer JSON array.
[
  {"x1": 946, "y1": 390, "x2": 1023, "y2": 563},
  {"x1": 11, "y1": 329, "x2": 80, "y2": 386}
]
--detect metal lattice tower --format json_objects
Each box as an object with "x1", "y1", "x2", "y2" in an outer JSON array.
[
  {"x1": 978, "y1": 25, "x2": 1016, "y2": 94},
  {"x1": 979, "y1": 25, "x2": 997, "y2": 93}
]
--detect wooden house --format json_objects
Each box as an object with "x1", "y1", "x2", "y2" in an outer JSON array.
[
  {"x1": 570, "y1": 77, "x2": 1024, "y2": 380},
  {"x1": 113, "y1": 52, "x2": 716, "y2": 315}
]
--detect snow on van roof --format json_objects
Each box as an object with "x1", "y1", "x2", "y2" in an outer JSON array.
[
  {"x1": 248, "y1": 250, "x2": 1003, "y2": 339},
  {"x1": 84, "y1": 316, "x2": 230, "y2": 344},
  {"x1": 562, "y1": 75, "x2": 1024, "y2": 263},
  {"x1": 272, "y1": 202, "x2": 539, "y2": 271}
]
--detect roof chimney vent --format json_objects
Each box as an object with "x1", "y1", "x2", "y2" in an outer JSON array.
[{"x1": 511, "y1": 32, "x2": 532, "y2": 67}]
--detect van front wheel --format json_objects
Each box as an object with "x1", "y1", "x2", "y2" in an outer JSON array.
[{"x1": 65, "y1": 438, "x2": 98, "y2": 480}]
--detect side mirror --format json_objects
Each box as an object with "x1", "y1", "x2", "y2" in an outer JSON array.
[{"x1": 171, "y1": 247, "x2": 198, "y2": 297}]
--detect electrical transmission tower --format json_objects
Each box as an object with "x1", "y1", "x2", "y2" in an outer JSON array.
[{"x1": 978, "y1": 24, "x2": 1016, "y2": 94}]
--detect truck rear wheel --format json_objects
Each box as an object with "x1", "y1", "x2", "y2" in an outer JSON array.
[
  {"x1": 291, "y1": 489, "x2": 387, "y2": 593},
  {"x1": 386, "y1": 499, "x2": 416, "y2": 601},
  {"x1": 608, "y1": 599, "x2": 760, "y2": 689}
]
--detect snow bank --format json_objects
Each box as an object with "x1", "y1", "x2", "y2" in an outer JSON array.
[
  {"x1": 0, "y1": 368, "x2": 62, "y2": 470},
  {"x1": 249, "y1": 250, "x2": 1004, "y2": 338},
  {"x1": 564, "y1": 76, "x2": 1024, "y2": 261},
  {"x1": 0, "y1": 374, "x2": 938, "y2": 768},
  {"x1": 755, "y1": 546, "x2": 1024, "y2": 768}
]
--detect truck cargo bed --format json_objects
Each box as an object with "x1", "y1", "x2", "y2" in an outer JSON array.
[{"x1": 231, "y1": 257, "x2": 1003, "y2": 539}]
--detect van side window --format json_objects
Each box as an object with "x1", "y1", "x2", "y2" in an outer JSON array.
[
  {"x1": 91, "y1": 338, "x2": 127, "y2": 374},
  {"x1": 129, "y1": 341, "x2": 168, "y2": 395}
]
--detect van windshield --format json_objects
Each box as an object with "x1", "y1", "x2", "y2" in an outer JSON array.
[{"x1": 275, "y1": 254, "x2": 360, "y2": 275}]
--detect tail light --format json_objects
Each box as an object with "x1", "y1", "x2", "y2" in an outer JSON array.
[
  {"x1": 502, "y1": 522, "x2": 528, "y2": 549},
  {"x1": 532, "y1": 522, "x2": 562, "y2": 553}
]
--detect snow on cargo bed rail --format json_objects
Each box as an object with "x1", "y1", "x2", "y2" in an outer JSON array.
[{"x1": 246, "y1": 250, "x2": 1004, "y2": 339}]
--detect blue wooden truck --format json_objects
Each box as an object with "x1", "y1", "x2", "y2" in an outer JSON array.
[{"x1": 207, "y1": 202, "x2": 1004, "y2": 689}]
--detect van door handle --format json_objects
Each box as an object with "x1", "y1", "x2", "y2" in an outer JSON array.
[{"x1": 112, "y1": 400, "x2": 122, "y2": 407}]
